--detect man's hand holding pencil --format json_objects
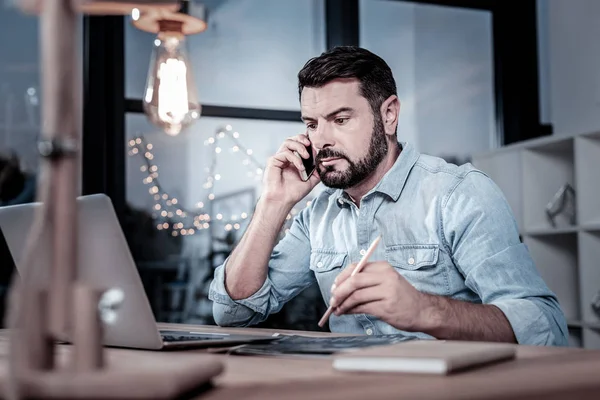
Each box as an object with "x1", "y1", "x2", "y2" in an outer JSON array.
[
  {"x1": 329, "y1": 259, "x2": 428, "y2": 331},
  {"x1": 318, "y1": 235, "x2": 431, "y2": 332}
]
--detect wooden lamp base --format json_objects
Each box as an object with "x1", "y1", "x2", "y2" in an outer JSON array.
[
  {"x1": 4, "y1": 285, "x2": 225, "y2": 399},
  {"x1": 16, "y1": 356, "x2": 223, "y2": 399}
]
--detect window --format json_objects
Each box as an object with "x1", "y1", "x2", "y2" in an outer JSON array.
[{"x1": 360, "y1": 0, "x2": 496, "y2": 162}]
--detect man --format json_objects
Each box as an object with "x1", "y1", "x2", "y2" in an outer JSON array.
[{"x1": 209, "y1": 46, "x2": 568, "y2": 346}]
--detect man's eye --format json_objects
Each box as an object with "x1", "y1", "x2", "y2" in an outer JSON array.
[
  {"x1": 307, "y1": 123, "x2": 317, "y2": 131},
  {"x1": 335, "y1": 118, "x2": 349, "y2": 125}
]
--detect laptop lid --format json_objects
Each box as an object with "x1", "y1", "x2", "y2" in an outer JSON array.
[{"x1": 0, "y1": 194, "x2": 165, "y2": 350}]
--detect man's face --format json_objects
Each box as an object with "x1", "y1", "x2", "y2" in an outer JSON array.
[{"x1": 300, "y1": 79, "x2": 388, "y2": 189}]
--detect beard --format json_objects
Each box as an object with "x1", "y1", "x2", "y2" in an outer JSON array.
[{"x1": 316, "y1": 114, "x2": 389, "y2": 189}]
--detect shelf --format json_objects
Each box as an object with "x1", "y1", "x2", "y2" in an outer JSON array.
[
  {"x1": 567, "y1": 320, "x2": 600, "y2": 330},
  {"x1": 568, "y1": 328, "x2": 583, "y2": 348},
  {"x1": 472, "y1": 130, "x2": 600, "y2": 349},
  {"x1": 524, "y1": 234, "x2": 580, "y2": 321},
  {"x1": 577, "y1": 231, "x2": 600, "y2": 348},
  {"x1": 575, "y1": 135, "x2": 600, "y2": 225},
  {"x1": 522, "y1": 139, "x2": 576, "y2": 231},
  {"x1": 580, "y1": 130, "x2": 600, "y2": 140},
  {"x1": 583, "y1": 329, "x2": 600, "y2": 349},
  {"x1": 526, "y1": 136, "x2": 574, "y2": 153},
  {"x1": 472, "y1": 132, "x2": 580, "y2": 158},
  {"x1": 522, "y1": 224, "x2": 600, "y2": 234},
  {"x1": 524, "y1": 226, "x2": 578, "y2": 236},
  {"x1": 580, "y1": 223, "x2": 600, "y2": 232}
]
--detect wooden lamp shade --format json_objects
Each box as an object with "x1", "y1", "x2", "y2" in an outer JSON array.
[
  {"x1": 1, "y1": 1, "x2": 222, "y2": 399},
  {"x1": 131, "y1": 0, "x2": 207, "y2": 36},
  {"x1": 18, "y1": 0, "x2": 180, "y2": 15}
]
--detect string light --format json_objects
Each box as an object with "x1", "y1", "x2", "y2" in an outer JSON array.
[{"x1": 127, "y1": 125, "x2": 270, "y2": 235}]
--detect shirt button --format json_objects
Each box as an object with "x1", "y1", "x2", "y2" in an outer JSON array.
[
  {"x1": 408, "y1": 257, "x2": 415, "y2": 265},
  {"x1": 366, "y1": 328, "x2": 373, "y2": 335},
  {"x1": 359, "y1": 249, "x2": 366, "y2": 256},
  {"x1": 338, "y1": 199, "x2": 344, "y2": 205},
  {"x1": 316, "y1": 262, "x2": 323, "y2": 268}
]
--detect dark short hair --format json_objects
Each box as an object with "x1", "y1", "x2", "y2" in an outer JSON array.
[{"x1": 297, "y1": 46, "x2": 397, "y2": 117}]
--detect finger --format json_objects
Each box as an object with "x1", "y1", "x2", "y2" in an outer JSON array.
[
  {"x1": 333, "y1": 263, "x2": 357, "y2": 288},
  {"x1": 278, "y1": 134, "x2": 308, "y2": 148},
  {"x1": 330, "y1": 272, "x2": 383, "y2": 308},
  {"x1": 333, "y1": 286, "x2": 386, "y2": 316},
  {"x1": 271, "y1": 150, "x2": 306, "y2": 173},
  {"x1": 333, "y1": 261, "x2": 387, "y2": 288},
  {"x1": 295, "y1": 132, "x2": 311, "y2": 146},
  {"x1": 288, "y1": 140, "x2": 311, "y2": 159},
  {"x1": 278, "y1": 137, "x2": 311, "y2": 158},
  {"x1": 359, "y1": 261, "x2": 394, "y2": 273},
  {"x1": 342, "y1": 300, "x2": 385, "y2": 317},
  {"x1": 298, "y1": 132, "x2": 311, "y2": 146}
]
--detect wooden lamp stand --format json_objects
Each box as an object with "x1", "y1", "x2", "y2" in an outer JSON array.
[{"x1": 3, "y1": 1, "x2": 223, "y2": 399}]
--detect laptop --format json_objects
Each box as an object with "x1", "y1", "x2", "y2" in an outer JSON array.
[{"x1": 0, "y1": 194, "x2": 276, "y2": 350}]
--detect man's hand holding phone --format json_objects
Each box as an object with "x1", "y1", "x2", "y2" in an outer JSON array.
[{"x1": 262, "y1": 133, "x2": 320, "y2": 207}]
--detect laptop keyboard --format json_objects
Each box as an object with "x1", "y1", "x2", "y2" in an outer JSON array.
[{"x1": 160, "y1": 331, "x2": 228, "y2": 342}]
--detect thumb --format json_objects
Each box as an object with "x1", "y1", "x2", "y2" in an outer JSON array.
[{"x1": 308, "y1": 169, "x2": 321, "y2": 187}]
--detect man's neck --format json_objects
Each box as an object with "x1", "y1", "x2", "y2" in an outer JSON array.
[{"x1": 345, "y1": 141, "x2": 401, "y2": 206}]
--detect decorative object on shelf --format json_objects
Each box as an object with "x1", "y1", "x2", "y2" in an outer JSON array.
[
  {"x1": 592, "y1": 290, "x2": 600, "y2": 319},
  {"x1": 545, "y1": 183, "x2": 576, "y2": 227},
  {"x1": 132, "y1": 0, "x2": 208, "y2": 136},
  {"x1": 3, "y1": 1, "x2": 221, "y2": 399}
]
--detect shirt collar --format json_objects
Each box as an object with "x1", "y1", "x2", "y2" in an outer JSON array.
[{"x1": 334, "y1": 141, "x2": 419, "y2": 207}]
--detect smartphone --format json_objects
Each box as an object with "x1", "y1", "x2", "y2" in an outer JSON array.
[{"x1": 297, "y1": 142, "x2": 316, "y2": 182}]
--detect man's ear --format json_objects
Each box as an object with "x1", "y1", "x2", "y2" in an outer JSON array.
[{"x1": 380, "y1": 95, "x2": 400, "y2": 136}]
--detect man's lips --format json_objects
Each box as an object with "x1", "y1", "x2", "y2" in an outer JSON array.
[{"x1": 320, "y1": 157, "x2": 343, "y2": 166}]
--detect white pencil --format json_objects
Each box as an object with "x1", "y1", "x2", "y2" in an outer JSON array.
[{"x1": 317, "y1": 235, "x2": 382, "y2": 328}]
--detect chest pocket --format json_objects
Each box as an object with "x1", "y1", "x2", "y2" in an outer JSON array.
[
  {"x1": 310, "y1": 251, "x2": 347, "y2": 304},
  {"x1": 385, "y1": 244, "x2": 448, "y2": 296}
]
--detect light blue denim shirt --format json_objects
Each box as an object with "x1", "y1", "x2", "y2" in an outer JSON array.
[{"x1": 209, "y1": 141, "x2": 569, "y2": 346}]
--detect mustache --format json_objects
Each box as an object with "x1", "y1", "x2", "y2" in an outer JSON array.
[{"x1": 316, "y1": 148, "x2": 349, "y2": 163}]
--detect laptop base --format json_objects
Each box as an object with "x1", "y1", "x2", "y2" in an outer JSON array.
[{"x1": 159, "y1": 330, "x2": 279, "y2": 350}]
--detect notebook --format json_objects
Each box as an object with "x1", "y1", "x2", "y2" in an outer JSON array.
[{"x1": 332, "y1": 340, "x2": 516, "y2": 375}]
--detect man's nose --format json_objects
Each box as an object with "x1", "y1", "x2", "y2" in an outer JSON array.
[{"x1": 310, "y1": 122, "x2": 333, "y2": 151}]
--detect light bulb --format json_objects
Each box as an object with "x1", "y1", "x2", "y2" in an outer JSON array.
[{"x1": 143, "y1": 22, "x2": 200, "y2": 136}]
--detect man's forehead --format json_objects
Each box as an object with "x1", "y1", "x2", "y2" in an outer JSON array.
[{"x1": 300, "y1": 78, "x2": 362, "y2": 111}]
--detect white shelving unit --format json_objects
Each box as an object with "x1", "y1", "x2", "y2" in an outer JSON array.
[{"x1": 472, "y1": 130, "x2": 600, "y2": 349}]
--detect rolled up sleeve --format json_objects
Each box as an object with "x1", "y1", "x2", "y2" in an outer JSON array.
[
  {"x1": 442, "y1": 171, "x2": 569, "y2": 346},
  {"x1": 208, "y1": 207, "x2": 315, "y2": 327}
]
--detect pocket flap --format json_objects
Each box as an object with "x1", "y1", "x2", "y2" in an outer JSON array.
[
  {"x1": 385, "y1": 244, "x2": 439, "y2": 270},
  {"x1": 310, "y1": 251, "x2": 347, "y2": 272}
]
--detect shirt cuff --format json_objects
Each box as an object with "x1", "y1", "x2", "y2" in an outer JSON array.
[
  {"x1": 208, "y1": 261, "x2": 273, "y2": 316},
  {"x1": 492, "y1": 298, "x2": 560, "y2": 346}
]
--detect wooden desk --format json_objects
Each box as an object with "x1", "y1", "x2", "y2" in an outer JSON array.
[
  {"x1": 2, "y1": 324, "x2": 600, "y2": 399},
  {"x1": 157, "y1": 324, "x2": 600, "y2": 400}
]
